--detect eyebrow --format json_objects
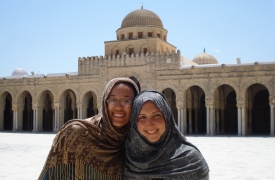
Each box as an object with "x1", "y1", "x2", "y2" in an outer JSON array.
[
  {"x1": 139, "y1": 111, "x2": 162, "y2": 115},
  {"x1": 109, "y1": 95, "x2": 132, "y2": 98}
]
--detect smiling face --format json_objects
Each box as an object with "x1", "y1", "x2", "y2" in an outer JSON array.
[
  {"x1": 137, "y1": 101, "x2": 166, "y2": 143},
  {"x1": 107, "y1": 83, "x2": 135, "y2": 129}
]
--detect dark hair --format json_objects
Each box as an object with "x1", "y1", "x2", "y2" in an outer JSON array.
[{"x1": 117, "y1": 82, "x2": 138, "y2": 96}]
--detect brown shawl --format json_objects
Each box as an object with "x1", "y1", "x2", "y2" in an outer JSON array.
[{"x1": 38, "y1": 77, "x2": 139, "y2": 180}]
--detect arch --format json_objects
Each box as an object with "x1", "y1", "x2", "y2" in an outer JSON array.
[
  {"x1": 162, "y1": 88, "x2": 178, "y2": 125},
  {"x1": 18, "y1": 91, "x2": 33, "y2": 131},
  {"x1": 0, "y1": 92, "x2": 13, "y2": 131},
  {"x1": 241, "y1": 79, "x2": 273, "y2": 100},
  {"x1": 183, "y1": 82, "x2": 207, "y2": 97},
  {"x1": 140, "y1": 43, "x2": 149, "y2": 55},
  {"x1": 246, "y1": 84, "x2": 270, "y2": 135},
  {"x1": 14, "y1": 87, "x2": 35, "y2": 104},
  {"x1": 57, "y1": 86, "x2": 78, "y2": 103},
  {"x1": 157, "y1": 83, "x2": 182, "y2": 104},
  {"x1": 59, "y1": 89, "x2": 77, "y2": 125},
  {"x1": 211, "y1": 80, "x2": 239, "y2": 100},
  {"x1": 185, "y1": 85, "x2": 206, "y2": 134},
  {"x1": 79, "y1": 87, "x2": 99, "y2": 104},
  {"x1": 38, "y1": 90, "x2": 55, "y2": 131},
  {"x1": 82, "y1": 91, "x2": 98, "y2": 119},
  {"x1": 113, "y1": 70, "x2": 144, "y2": 91},
  {"x1": 36, "y1": 86, "x2": 56, "y2": 103},
  {"x1": 125, "y1": 44, "x2": 135, "y2": 55},
  {"x1": 0, "y1": 88, "x2": 14, "y2": 101},
  {"x1": 111, "y1": 46, "x2": 120, "y2": 56}
]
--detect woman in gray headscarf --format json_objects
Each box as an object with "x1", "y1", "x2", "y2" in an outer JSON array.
[{"x1": 124, "y1": 90, "x2": 209, "y2": 180}]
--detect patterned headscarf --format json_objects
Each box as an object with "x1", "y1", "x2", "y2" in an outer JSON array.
[
  {"x1": 38, "y1": 77, "x2": 139, "y2": 180},
  {"x1": 124, "y1": 90, "x2": 209, "y2": 180}
]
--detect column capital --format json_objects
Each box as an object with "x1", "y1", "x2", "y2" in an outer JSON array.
[
  {"x1": 76, "y1": 105, "x2": 83, "y2": 109},
  {"x1": 205, "y1": 100, "x2": 214, "y2": 108},
  {"x1": 53, "y1": 102, "x2": 60, "y2": 109},
  {"x1": 32, "y1": 103, "x2": 39, "y2": 109},
  {"x1": 269, "y1": 99, "x2": 275, "y2": 106},
  {"x1": 12, "y1": 103, "x2": 18, "y2": 111}
]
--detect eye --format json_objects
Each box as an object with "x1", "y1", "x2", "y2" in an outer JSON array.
[
  {"x1": 153, "y1": 113, "x2": 161, "y2": 117},
  {"x1": 138, "y1": 115, "x2": 146, "y2": 121},
  {"x1": 107, "y1": 99, "x2": 117, "y2": 105},
  {"x1": 123, "y1": 99, "x2": 131, "y2": 105}
]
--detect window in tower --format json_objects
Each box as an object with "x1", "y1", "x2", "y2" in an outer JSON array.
[
  {"x1": 121, "y1": 34, "x2": 125, "y2": 40},
  {"x1": 115, "y1": 50, "x2": 119, "y2": 57},
  {"x1": 164, "y1": 35, "x2": 166, "y2": 41},
  {"x1": 143, "y1": 48, "x2": 147, "y2": 54},
  {"x1": 148, "y1": 32, "x2": 152, "y2": 37},
  {"x1": 128, "y1": 32, "x2": 133, "y2": 39},
  {"x1": 157, "y1": 33, "x2": 161, "y2": 38},
  {"x1": 138, "y1": 32, "x2": 143, "y2": 38},
  {"x1": 129, "y1": 48, "x2": 134, "y2": 55}
]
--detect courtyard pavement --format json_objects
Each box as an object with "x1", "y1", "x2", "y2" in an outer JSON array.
[{"x1": 0, "y1": 132, "x2": 275, "y2": 180}]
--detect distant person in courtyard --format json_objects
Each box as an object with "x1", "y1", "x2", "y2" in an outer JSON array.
[
  {"x1": 38, "y1": 77, "x2": 139, "y2": 180},
  {"x1": 124, "y1": 90, "x2": 210, "y2": 180}
]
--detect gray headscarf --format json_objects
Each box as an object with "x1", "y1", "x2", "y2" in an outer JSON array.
[{"x1": 124, "y1": 90, "x2": 209, "y2": 180}]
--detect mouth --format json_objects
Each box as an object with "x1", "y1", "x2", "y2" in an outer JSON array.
[
  {"x1": 146, "y1": 129, "x2": 158, "y2": 134},
  {"x1": 113, "y1": 113, "x2": 125, "y2": 118}
]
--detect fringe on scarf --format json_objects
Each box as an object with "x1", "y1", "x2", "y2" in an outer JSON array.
[{"x1": 38, "y1": 163, "x2": 122, "y2": 180}]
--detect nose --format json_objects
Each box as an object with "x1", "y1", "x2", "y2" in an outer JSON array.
[
  {"x1": 145, "y1": 118, "x2": 154, "y2": 126},
  {"x1": 114, "y1": 100, "x2": 123, "y2": 107}
]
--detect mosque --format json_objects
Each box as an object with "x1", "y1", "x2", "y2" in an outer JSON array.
[{"x1": 0, "y1": 7, "x2": 274, "y2": 136}]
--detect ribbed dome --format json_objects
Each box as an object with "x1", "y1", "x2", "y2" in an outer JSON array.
[
  {"x1": 193, "y1": 52, "x2": 218, "y2": 65},
  {"x1": 12, "y1": 68, "x2": 28, "y2": 76},
  {"x1": 121, "y1": 8, "x2": 163, "y2": 28}
]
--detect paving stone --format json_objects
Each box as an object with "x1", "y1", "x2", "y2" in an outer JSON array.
[{"x1": 0, "y1": 132, "x2": 275, "y2": 179}]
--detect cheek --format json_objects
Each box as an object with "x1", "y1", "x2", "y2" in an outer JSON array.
[
  {"x1": 159, "y1": 120, "x2": 166, "y2": 132},
  {"x1": 137, "y1": 121, "x2": 144, "y2": 133}
]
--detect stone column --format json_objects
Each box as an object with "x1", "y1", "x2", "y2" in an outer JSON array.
[
  {"x1": 210, "y1": 107, "x2": 215, "y2": 135},
  {"x1": 194, "y1": 102, "x2": 199, "y2": 133},
  {"x1": 187, "y1": 107, "x2": 192, "y2": 133},
  {"x1": 206, "y1": 107, "x2": 210, "y2": 135},
  {"x1": 237, "y1": 101, "x2": 246, "y2": 136},
  {"x1": 32, "y1": 108, "x2": 38, "y2": 132},
  {"x1": 237, "y1": 106, "x2": 242, "y2": 136},
  {"x1": 12, "y1": 104, "x2": 18, "y2": 131},
  {"x1": 270, "y1": 99, "x2": 275, "y2": 135},
  {"x1": 76, "y1": 103, "x2": 83, "y2": 119},
  {"x1": 205, "y1": 100, "x2": 214, "y2": 135},
  {"x1": 221, "y1": 108, "x2": 225, "y2": 133},
  {"x1": 177, "y1": 107, "x2": 181, "y2": 131},
  {"x1": 194, "y1": 108, "x2": 198, "y2": 133},
  {"x1": 0, "y1": 103, "x2": 3, "y2": 131},
  {"x1": 248, "y1": 101, "x2": 252, "y2": 134},
  {"x1": 216, "y1": 109, "x2": 220, "y2": 134},
  {"x1": 241, "y1": 105, "x2": 247, "y2": 136},
  {"x1": 53, "y1": 103, "x2": 60, "y2": 132},
  {"x1": 183, "y1": 106, "x2": 187, "y2": 134}
]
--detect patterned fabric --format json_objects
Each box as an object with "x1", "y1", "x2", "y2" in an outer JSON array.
[
  {"x1": 124, "y1": 90, "x2": 209, "y2": 180},
  {"x1": 38, "y1": 77, "x2": 139, "y2": 180}
]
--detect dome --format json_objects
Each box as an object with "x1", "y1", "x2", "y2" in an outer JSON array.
[
  {"x1": 193, "y1": 52, "x2": 218, "y2": 65},
  {"x1": 121, "y1": 8, "x2": 163, "y2": 28},
  {"x1": 12, "y1": 68, "x2": 28, "y2": 76}
]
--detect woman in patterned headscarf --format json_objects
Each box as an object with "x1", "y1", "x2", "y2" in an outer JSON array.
[
  {"x1": 38, "y1": 77, "x2": 139, "y2": 180},
  {"x1": 124, "y1": 90, "x2": 209, "y2": 180}
]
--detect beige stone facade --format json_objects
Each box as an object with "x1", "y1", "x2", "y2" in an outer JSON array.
[{"x1": 1, "y1": 8, "x2": 274, "y2": 136}]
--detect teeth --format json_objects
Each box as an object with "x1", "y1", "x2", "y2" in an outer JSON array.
[
  {"x1": 146, "y1": 130, "x2": 157, "y2": 134},
  {"x1": 114, "y1": 113, "x2": 124, "y2": 117}
]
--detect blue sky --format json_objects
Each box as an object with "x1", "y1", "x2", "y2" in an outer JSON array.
[{"x1": 0, "y1": 0, "x2": 274, "y2": 77}]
